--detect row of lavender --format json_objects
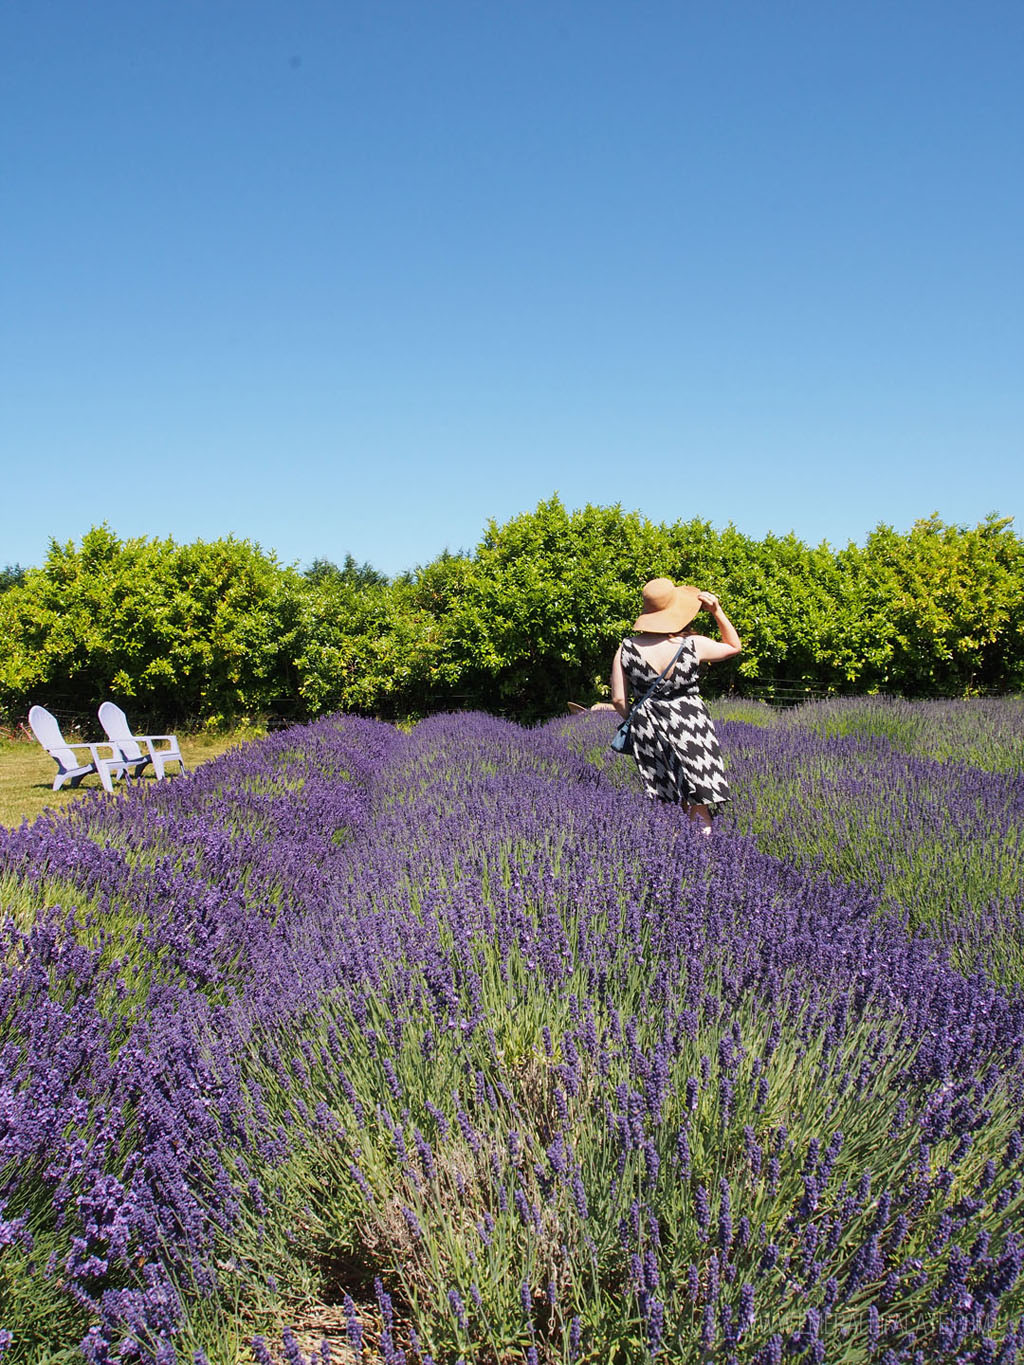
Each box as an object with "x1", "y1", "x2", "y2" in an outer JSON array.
[
  {"x1": 716, "y1": 697, "x2": 1024, "y2": 984},
  {"x1": 0, "y1": 718, "x2": 402, "y2": 1362},
  {"x1": 773, "y1": 697, "x2": 1024, "y2": 775},
  {"x1": 721, "y1": 722, "x2": 1024, "y2": 985},
  {"x1": 2, "y1": 709, "x2": 1024, "y2": 1361},
  {"x1": 571, "y1": 697, "x2": 1024, "y2": 983},
  {"x1": 708, "y1": 696, "x2": 1024, "y2": 776}
]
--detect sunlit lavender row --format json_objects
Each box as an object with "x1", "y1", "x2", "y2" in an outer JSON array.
[
  {"x1": 2, "y1": 707, "x2": 1023, "y2": 1362},
  {"x1": 777, "y1": 696, "x2": 1024, "y2": 774},
  {"x1": 708, "y1": 694, "x2": 1024, "y2": 775},
  {"x1": 571, "y1": 697, "x2": 1024, "y2": 981}
]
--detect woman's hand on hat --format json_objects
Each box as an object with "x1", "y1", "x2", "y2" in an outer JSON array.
[{"x1": 697, "y1": 591, "x2": 720, "y2": 613}]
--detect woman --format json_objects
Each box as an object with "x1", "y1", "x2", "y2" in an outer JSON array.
[{"x1": 610, "y1": 578, "x2": 741, "y2": 834}]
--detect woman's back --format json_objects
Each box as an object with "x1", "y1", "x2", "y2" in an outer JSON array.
[
  {"x1": 624, "y1": 631, "x2": 693, "y2": 679},
  {"x1": 620, "y1": 635, "x2": 700, "y2": 701}
]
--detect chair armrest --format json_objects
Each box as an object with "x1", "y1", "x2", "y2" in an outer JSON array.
[
  {"x1": 47, "y1": 742, "x2": 90, "y2": 758},
  {"x1": 87, "y1": 743, "x2": 122, "y2": 763},
  {"x1": 47, "y1": 742, "x2": 120, "y2": 765}
]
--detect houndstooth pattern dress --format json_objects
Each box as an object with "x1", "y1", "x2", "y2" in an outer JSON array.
[{"x1": 620, "y1": 635, "x2": 731, "y2": 810}]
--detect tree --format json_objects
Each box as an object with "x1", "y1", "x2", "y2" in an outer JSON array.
[
  {"x1": 304, "y1": 555, "x2": 388, "y2": 589},
  {"x1": 424, "y1": 496, "x2": 675, "y2": 718},
  {"x1": 0, "y1": 563, "x2": 26, "y2": 593},
  {"x1": 0, "y1": 527, "x2": 305, "y2": 724},
  {"x1": 863, "y1": 514, "x2": 1024, "y2": 694},
  {"x1": 2, "y1": 505, "x2": 1020, "y2": 728}
]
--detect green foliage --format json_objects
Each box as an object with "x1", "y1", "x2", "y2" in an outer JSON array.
[
  {"x1": 304, "y1": 553, "x2": 389, "y2": 590},
  {"x1": 294, "y1": 574, "x2": 438, "y2": 718},
  {"x1": 1, "y1": 503, "x2": 1021, "y2": 727},
  {"x1": 859, "y1": 513, "x2": 1024, "y2": 693},
  {"x1": 0, "y1": 527, "x2": 304, "y2": 725},
  {"x1": 421, "y1": 497, "x2": 676, "y2": 719},
  {"x1": 414, "y1": 501, "x2": 1024, "y2": 716},
  {"x1": 0, "y1": 563, "x2": 27, "y2": 593}
]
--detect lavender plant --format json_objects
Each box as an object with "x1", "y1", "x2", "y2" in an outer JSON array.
[
  {"x1": 780, "y1": 696, "x2": 1024, "y2": 774},
  {"x1": 568, "y1": 698, "x2": 1024, "y2": 983},
  {"x1": 713, "y1": 715, "x2": 1024, "y2": 984},
  {"x1": 1, "y1": 709, "x2": 1023, "y2": 1362}
]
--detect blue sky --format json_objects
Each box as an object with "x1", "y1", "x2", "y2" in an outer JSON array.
[{"x1": 3, "y1": 0, "x2": 1021, "y2": 576}]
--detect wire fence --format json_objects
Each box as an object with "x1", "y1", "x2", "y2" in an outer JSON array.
[
  {"x1": 6, "y1": 680, "x2": 1018, "y2": 742},
  {"x1": 709, "y1": 680, "x2": 830, "y2": 708}
]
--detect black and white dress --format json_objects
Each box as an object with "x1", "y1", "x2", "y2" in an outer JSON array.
[{"x1": 619, "y1": 635, "x2": 731, "y2": 810}]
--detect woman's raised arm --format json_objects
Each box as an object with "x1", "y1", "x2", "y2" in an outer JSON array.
[{"x1": 691, "y1": 593, "x2": 742, "y2": 664}]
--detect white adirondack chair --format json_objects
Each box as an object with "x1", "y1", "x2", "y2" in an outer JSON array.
[
  {"x1": 28, "y1": 705, "x2": 126, "y2": 793},
  {"x1": 98, "y1": 703, "x2": 187, "y2": 781}
]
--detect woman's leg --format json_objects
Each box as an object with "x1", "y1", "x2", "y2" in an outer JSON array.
[{"x1": 686, "y1": 803, "x2": 713, "y2": 836}]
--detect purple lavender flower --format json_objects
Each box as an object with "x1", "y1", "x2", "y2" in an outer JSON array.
[
  {"x1": 546, "y1": 1132, "x2": 567, "y2": 1176},
  {"x1": 738, "y1": 1282, "x2": 755, "y2": 1336},
  {"x1": 646, "y1": 1297, "x2": 665, "y2": 1354},
  {"x1": 694, "y1": 1185, "x2": 711, "y2": 1241},
  {"x1": 676, "y1": 1126, "x2": 692, "y2": 1177},
  {"x1": 6, "y1": 705, "x2": 1024, "y2": 1360},
  {"x1": 251, "y1": 1339, "x2": 274, "y2": 1365},
  {"x1": 718, "y1": 1177, "x2": 733, "y2": 1250},
  {"x1": 344, "y1": 1295, "x2": 363, "y2": 1353},
  {"x1": 447, "y1": 1288, "x2": 468, "y2": 1331},
  {"x1": 572, "y1": 1172, "x2": 588, "y2": 1220},
  {"x1": 643, "y1": 1137, "x2": 660, "y2": 1189}
]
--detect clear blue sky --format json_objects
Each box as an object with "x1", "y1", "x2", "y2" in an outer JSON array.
[{"x1": 3, "y1": 0, "x2": 1021, "y2": 576}]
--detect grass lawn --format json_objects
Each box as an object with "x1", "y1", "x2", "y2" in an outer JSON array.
[{"x1": 0, "y1": 729, "x2": 255, "y2": 827}]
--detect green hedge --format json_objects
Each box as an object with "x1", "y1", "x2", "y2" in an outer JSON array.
[{"x1": 2, "y1": 500, "x2": 1021, "y2": 726}]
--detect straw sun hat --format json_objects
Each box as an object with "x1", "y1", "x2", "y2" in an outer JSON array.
[{"x1": 633, "y1": 578, "x2": 702, "y2": 633}]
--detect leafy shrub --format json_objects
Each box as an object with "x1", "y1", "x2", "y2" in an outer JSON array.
[
  {"x1": 0, "y1": 563, "x2": 26, "y2": 593},
  {"x1": 0, "y1": 527, "x2": 304, "y2": 725},
  {"x1": 2, "y1": 503, "x2": 1021, "y2": 727}
]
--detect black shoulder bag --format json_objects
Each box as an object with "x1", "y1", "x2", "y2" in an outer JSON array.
[{"x1": 611, "y1": 638, "x2": 689, "y2": 756}]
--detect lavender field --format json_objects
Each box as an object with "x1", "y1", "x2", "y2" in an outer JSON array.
[{"x1": 2, "y1": 701, "x2": 1023, "y2": 1363}]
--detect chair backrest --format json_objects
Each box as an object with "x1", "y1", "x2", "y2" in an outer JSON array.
[
  {"x1": 29, "y1": 705, "x2": 80, "y2": 771},
  {"x1": 98, "y1": 701, "x2": 143, "y2": 760}
]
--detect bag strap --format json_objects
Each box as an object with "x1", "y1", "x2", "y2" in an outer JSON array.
[{"x1": 626, "y1": 637, "x2": 689, "y2": 718}]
